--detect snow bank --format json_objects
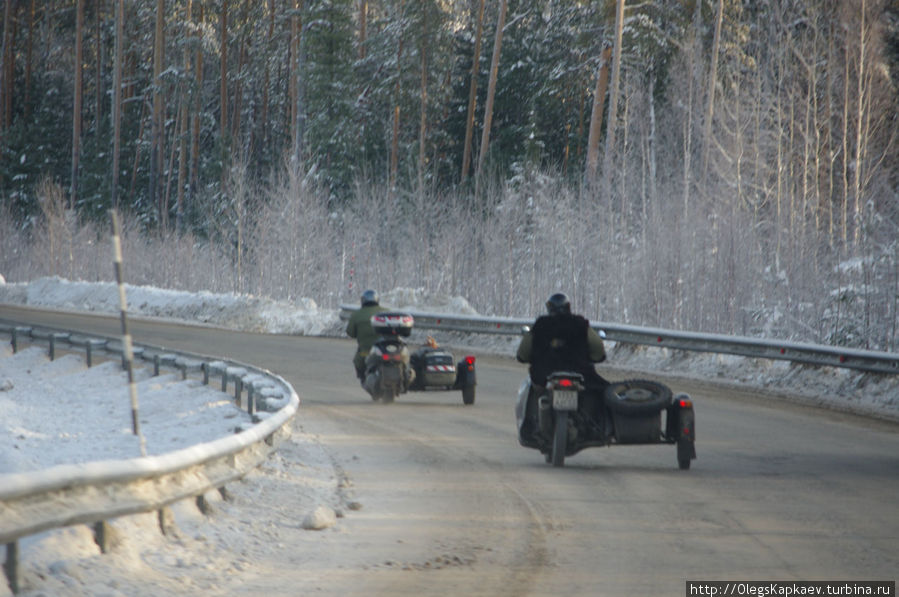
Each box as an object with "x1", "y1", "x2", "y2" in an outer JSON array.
[{"x1": 0, "y1": 276, "x2": 339, "y2": 336}]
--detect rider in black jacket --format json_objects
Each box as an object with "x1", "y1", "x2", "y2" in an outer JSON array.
[
  {"x1": 517, "y1": 293, "x2": 607, "y2": 386},
  {"x1": 516, "y1": 293, "x2": 609, "y2": 436}
]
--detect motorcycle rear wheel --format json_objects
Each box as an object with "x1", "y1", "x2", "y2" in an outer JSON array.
[
  {"x1": 677, "y1": 437, "x2": 693, "y2": 469},
  {"x1": 551, "y1": 411, "x2": 568, "y2": 467},
  {"x1": 462, "y1": 385, "x2": 475, "y2": 405}
]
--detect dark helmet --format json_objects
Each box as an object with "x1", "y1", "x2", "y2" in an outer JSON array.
[
  {"x1": 545, "y1": 292, "x2": 571, "y2": 315},
  {"x1": 360, "y1": 289, "x2": 379, "y2": 307}
]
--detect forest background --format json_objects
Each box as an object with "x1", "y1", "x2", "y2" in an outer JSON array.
[{"x1": 0, "y1": 0, "x2": 898, "y2": 352}]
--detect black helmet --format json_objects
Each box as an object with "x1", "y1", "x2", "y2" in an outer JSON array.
[
  {"x1": 545, "y1": 292, "x2": 571, "y2": 315},
  {"x1": 360, "y1": 289, "x2": 379, "y2": 307}
]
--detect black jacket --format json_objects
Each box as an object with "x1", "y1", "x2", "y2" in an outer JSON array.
[{"x1": 520, "y1": 313, "x2": 604, "y2": 387}]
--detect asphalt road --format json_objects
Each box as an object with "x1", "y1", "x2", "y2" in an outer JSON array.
[{"x1": 2, "y1": 305, "x2": 897, "y2": 597}]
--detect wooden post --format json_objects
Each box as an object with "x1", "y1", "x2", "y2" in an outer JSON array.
[{"x1": 110, "y1": 210, "x2": 146, "y2": 457}]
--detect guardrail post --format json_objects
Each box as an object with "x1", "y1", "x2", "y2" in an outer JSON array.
[
  {"x1": 4, "y1": 541, "x2": 19, "y2": 595},
  {"x1": 86, "y1": 342, "x2": 93, "y2": 367},
  {"x1": 234, "y1": 377, "x2": 243, "y2": 406},
  {"x1": 247, "y1": 385, "x2": 255, "y2": 415},
  {"x1": 158, "y1": 507, "x2": 176, "y2": 536},
  {"x1": 48, "y1": 334, "x2": 56, "y2": 361},
  {"x1": 10, "y1": 328, "x2": 17, "y2": 354},
  {"x1": 153, "y1": 354, "x2": 161, "y2": 377},
  {"x1": 93, "y1": 521, "x2": 111, "y2": 553},
  {"x1": 202, "y1": 362, "x2": 210, "y2": 385},
  {"x1": 196, "y1": 494, "x2": 212, "y2": 515}
]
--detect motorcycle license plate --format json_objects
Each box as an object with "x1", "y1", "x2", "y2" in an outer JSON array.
[{"x1": 553, "y1": 390, "x2": 578, "y2": 411}]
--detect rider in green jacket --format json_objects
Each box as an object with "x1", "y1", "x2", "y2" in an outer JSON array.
[{"x1": 347, "y1": 289, "x2": 388, "y2": 381}]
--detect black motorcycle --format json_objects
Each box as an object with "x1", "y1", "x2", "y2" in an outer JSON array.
[{"x1": 516, "y1": 371, "x2": 696, "y2": 469}]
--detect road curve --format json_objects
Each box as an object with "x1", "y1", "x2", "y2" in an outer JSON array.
[{"x1": 2, "y1": 305, "x2": 897, "y2": 597}]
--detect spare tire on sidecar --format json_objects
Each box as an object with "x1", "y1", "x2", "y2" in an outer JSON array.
[{"x1": 604, "y1": 379, "x2": 696, "y2": 469}]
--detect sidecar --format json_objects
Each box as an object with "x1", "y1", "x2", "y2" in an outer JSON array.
[
  {"x1": 516, "y1": 378, "x2": 696, "y2": 469},
  {"x1": 409, "y1": 346, "x2": 477, "y2": 405}
]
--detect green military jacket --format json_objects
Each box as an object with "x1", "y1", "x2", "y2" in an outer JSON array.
[{"x1": 346, "y1": 303, "x2": 389, "y2": 353}]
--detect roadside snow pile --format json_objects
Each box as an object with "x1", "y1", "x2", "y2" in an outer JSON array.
[{"x1": 0, "y1": 276, "x2": 338, "y2": 336}]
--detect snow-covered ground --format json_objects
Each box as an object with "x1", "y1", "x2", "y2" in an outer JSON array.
[{"x1": 0, "y1": 276, "x2": 897, "y2": 595}]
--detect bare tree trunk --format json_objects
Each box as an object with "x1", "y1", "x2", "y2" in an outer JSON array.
[
  {"x1": 152, "y1": 0, "x2": 166, "y2": 228},
  {"x1": 585, "y1": 45, "x2": 611, "y2": 186},
  {"x1": 701, "y1": 0, "x2": 723, "y2": 182},
  {"x1": 129, "y1": 92, "x2": 148, "y2": 200},
  {"x1": 825, "y1": 18, "x2": 836, "y2": 246},
  {"x1": 460, "y1": 0, "x2": 484, "y2": 184},
  {"x1": 289, "y1": 0, "x2": 298, "y2": 157},
  {"x1": 0, "y1": 0, "x2": 13, "y2": 144},
  {"x1": 94, "y1": 0, "x2": 102, "y2": 126},
  {"x1": 111, "y1": 0, "x2": 124, "y2": 209},
  {"x1": 475, "y1": 0, "x2": 507, "y2": 194},
  {"x1": 418, "y1": 5, "x2": 428, "y2": 196},
  {"x1": 775, "y1": 46, "x2": 784, "y2": 269},
  {"x1": 600, "y1": 0, "x2": 624, "y2": 208},
  {"x1": 164, "y1": 99, "x2": 181, "y2": 223},
  {"x1": 287, "y1": 0, "x2": 300, "y2": 156},
  {"x1": 358, "y1": 0, "x2": 367, "y2": 59},
  {"x1": 177, "y1": 0, "x2": 192, "y2": 230},
  {"x1": 231, "y1": 1, "x2": 250, "y2": 150},
  {"x1": 261, "y1": 0, "x2": 273, "y2": 155},
  {"x1": 852, "y1": 0, "x2": 867, "y2": 246},
  {"x1": 682, "y1": 0, "x2": 702, "y2": 219},
  {"x1": 232, "y1": 34, "x2": 245, "y2": 147},
  {"x1": 390, "y1": 0, "x2": 406, "y2": 189},
  {"x1": 220, "y1": 0, "x2": 229, "y2": 190},
  {"x1": 841, "y1": 37, "x2": 850, "y2": 245},
  {"x1": 191, "y1": 2, "x2": 204, "y2": 197},
  {"x1": 71, "y1": 0, "x2": 84, "y2": 209},
  {"x1": 24, "y1": 0, "x2": 34, "y2": 120},
  {"x1": 295, "y1": 2, "x2": 307, "y2": 167}
]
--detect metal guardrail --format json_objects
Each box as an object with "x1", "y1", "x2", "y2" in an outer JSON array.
[
  {"x1": 340, "y1": 305, "x2": 899, "y2": 375},
  {"x1": 0, "y1": 322, "x2": 299, "y2": 594}
]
